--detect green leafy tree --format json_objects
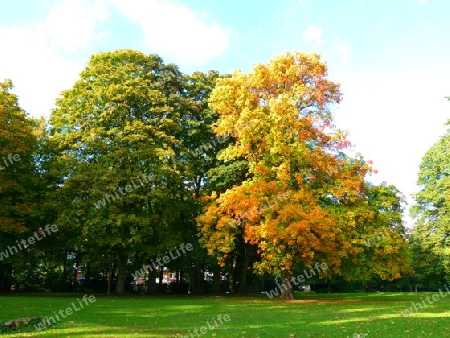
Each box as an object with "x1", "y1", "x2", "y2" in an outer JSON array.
[
  {"x1": 411, "y1": 114, "x2": 450, "y2": 284},
  {"x1": 50, "y1": 50, "x2": 188, "y2": 295},
  {"x1": 408, "y1": 230, "x2": 445, "y2": 290},
  {"x1": 339, "y1": 182, "x2": 412, "y2": 283}
]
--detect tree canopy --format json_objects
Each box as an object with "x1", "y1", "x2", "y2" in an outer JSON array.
[
  {"x1": 0, "y1": 50, "x2": 417, "y2": 296},
  {"x1": 411, "y1": 119, "x2": 450, "y2": 283},
  {"x1": 197, "y1": 52, "x2": 411, "y2": 299},
  {"x1": 0, "y1": 79, "x2": 42, "y2": 290},
  {"x1": 49, "y1": 50, "x2": 190, "y2": 294}
]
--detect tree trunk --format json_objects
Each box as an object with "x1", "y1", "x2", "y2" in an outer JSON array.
[
  {"x1": 212, "y1": 264, "x2": 221, "y2": 294},
  {"x1": 0, "y1": 264, "x2": 12, "y2": 291},
  {"x1": 106, "y1": 263, "x2": 114, "y2": 295},
  {"x1": 279, "y1": 272, "x2": 295, "y2": 300},
  {"x1": 191, "y1": 260, "x2": 204, "y2": 294},
  {"x1": 84, "y1": 264, "x2": 91, "y2": 293},
  {"x1": 198, "y1": 261, "x2": 205, "y2": 294},
  {"x1": 237, "y1": 243, "x2": 251, "y2": 294},
  {"x1": 228, "y1": 254, "x2": 237, "y2": 293},
  {"x1": 146, "y1": 266, "x2": 157, "y2": 294},
  {"x1": 106, "y1": 270, "x2": 111, "y2": 295},
  {"x1": 175, "y1": 269, "x2": 180, "y2": 283},
  {"x1": 179, "y1": 269, "x2": 184, "y2": 283},
  {"x1": 114, "y1": 252, "x2": 128, "y2": 295},
  {"x1": 159, "y1": 269, "x2": 164, "y2": 285},
  {"x1": 72, "y1": 266, "x2": 77, "y2": 291},
  {"x1": 63, "y1": 248, "x2": 67, "y2": 288}
]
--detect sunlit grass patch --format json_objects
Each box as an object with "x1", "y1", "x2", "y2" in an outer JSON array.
[{"x1": 0, "y1": 292, "x2": 449, "y2": 337}]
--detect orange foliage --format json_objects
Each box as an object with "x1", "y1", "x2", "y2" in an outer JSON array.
[{"x1": 197, "y1": 52, "x2": 410, "y2": 281}]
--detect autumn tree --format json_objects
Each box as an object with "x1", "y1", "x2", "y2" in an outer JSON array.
[
  {"x1": 50, "y1": 50, "x2": 191, "y2": 295},
  {"x1": 0, "y1": 79, "x2": 41, "y2": 290},
  {"x1": 198, "y1": 52, "x2": 411, "y2": 299}
]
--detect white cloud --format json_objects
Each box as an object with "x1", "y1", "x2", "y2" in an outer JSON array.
[
  {"x1": 417, "y1": 0, "x2": 428, "y2": 5},
  {"x1": 335, "y1": 41, "x2": 351, "y2": 60},
  {"x1": 334, "y1": 71, "x2": 450, "y2": 226},
  {"x1": 37, "y1": 0, "x2": 109, "y2": 53},
  {"x1": 0, "y1": 0, "x2": 108, "y2": 117},
  {"x1": 302, "y1": 25, "x2": 324, "y2": 46},
  {"x1": 0, "y1": 0, "x2": 229, "y2": 116},
  {"x1": 0, "y1": 25, "x2": 83, "y2": 116},
  {"x1": 106, "y1": 0, "x2": 230, "y2": 66}
]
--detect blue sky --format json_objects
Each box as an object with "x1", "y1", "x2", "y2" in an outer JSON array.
[{"x1": 0, "y1": 0, "x2": 449, "y2": 225}]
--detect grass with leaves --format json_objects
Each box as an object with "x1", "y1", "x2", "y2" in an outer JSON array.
[{"x1": 0, "y1": 292, "x2": 449, "y2": 337}]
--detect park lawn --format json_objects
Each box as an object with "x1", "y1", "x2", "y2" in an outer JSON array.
[{"x1": 0, "y1": 292, "x2": 449, "y2": 337}]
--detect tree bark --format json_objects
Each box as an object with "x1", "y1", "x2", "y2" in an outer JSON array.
[
  {"x1": 191, "y1": 260, "x2": 205, "y2": 294},
  {"x1": 106, "y1": 263, "x2": 114, "y2": 295},
  {"x1": 84, "y1": 264, "x2": 91, "y2": 293},
  {"x1": 279, "y1": 272, "x2": 295, "y2": 300},
  {"x1": 146, "y1": 268, "x2": 157, "y2": 294},
  {"x1": 159, "y1": 269, "x2": 164, "y2": 285},
  {"x1": 114, "y1": 252, "x2": 128, "y2": 295},
  {"x1": 237, "y1": 243, "x2": 251, "y2": 294},
  {"x1": 228, "y1": 254, "x2": 237, "y2": 293},
  {"x1": 212, "y1": 264, "x2": 221, "y2": 294}
]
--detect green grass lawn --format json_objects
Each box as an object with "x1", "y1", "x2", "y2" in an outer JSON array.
[{"x1": 0, "y1": 292, "x2": 449, "y2": 337}]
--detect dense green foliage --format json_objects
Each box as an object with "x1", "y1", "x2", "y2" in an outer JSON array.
[{"x1": 411, "y1": 117, "x2": 450, "y2": 286}]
